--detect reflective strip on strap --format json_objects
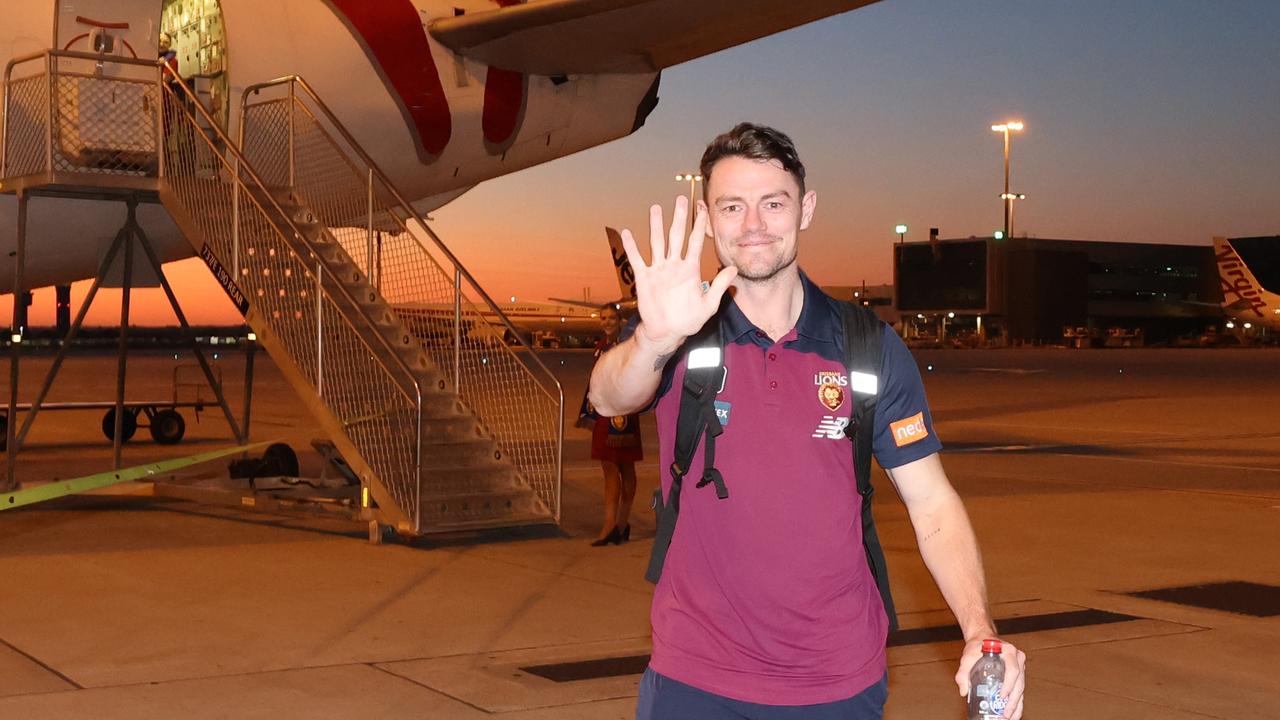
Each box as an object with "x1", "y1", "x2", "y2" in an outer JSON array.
[{"x1": 849, "y1": 370, "x2": 878, "y2": 395}]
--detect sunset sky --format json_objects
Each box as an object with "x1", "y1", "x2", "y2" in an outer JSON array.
[{"x1": 11, "y1": 0, "x2": 1280, "y2": 326}]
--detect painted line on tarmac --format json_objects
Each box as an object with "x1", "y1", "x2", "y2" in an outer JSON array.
[
  {"x1": 942, "y1": 417, "x2": 1187, "y2": 435},
  {"x1": 0, "y1": 636, "x2": 82, "y2": 689},
  {"x1": 1043, "y1": 452, "x2": 1280, "y2": 475}
]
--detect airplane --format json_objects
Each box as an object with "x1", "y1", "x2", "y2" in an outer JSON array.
[
  {"x1": 398, "y1": 224, "x2": 641, "y2": 346},
  {"x1": 0, "y1": 0, "x2": 880, "y2": 296},
  {"x1": 548, "y1": 226, "x2": 637, "y2": 311},
  {"x1": 1214, "y1": 235, "x2": 1280, "y2": 332}
]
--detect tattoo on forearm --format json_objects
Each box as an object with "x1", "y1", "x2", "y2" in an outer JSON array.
[
  {"x1": 653, "y1": 352, "x2": 674, "y2": 371},
  {"x1": 922, "y1": 527, "x2": 942, "y2": 543}
]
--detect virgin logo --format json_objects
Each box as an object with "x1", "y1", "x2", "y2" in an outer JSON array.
[{"x1": 1217, "y1": 247, "x2": 1267, "y2": 318}]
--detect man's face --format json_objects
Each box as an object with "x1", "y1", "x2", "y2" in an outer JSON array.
[{"x1": 704, "y1": 156, "x2": 816, "y2": 283}]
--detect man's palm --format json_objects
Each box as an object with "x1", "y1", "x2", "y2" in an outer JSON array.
[{"x1": 619, "y1": 197, "x2": 737, "y2": 348}]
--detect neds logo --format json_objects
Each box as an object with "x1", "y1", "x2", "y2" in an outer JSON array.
[{"x1": 890, "y1": 412, "x2": 928, "y2": 447}]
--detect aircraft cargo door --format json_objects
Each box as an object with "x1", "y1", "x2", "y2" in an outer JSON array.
[{"x1": 160, "y1": 0, "x2": 228, "y2": 130}]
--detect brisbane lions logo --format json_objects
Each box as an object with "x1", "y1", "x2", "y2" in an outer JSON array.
[
  {"x1": 814, "y1": 370, "x2": 847, "y2": 412},
  {"x1": 817, "y1": 382, "x2": 845, "y2": 412}
]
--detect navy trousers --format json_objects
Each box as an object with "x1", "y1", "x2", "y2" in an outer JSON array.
[{"x1": 636, "y1": 668, "x2": 888, "y2": 720}]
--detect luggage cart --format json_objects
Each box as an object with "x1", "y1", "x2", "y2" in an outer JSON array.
[{"x1": 0, "y1": 363, "x2": 223, "y2": 450}]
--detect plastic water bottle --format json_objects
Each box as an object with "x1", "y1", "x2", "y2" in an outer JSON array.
[{"x1": 967, "y1": 639, "x2": 1007, "y2": 719}]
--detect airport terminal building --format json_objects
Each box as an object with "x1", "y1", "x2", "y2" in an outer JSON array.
[{"x1": 893, "y1": 236, "x2": 1227, "y2": 345}]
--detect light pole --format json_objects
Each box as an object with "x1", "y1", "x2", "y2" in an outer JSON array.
[
  {"x1": 991, "y1": 120, "x2": 1024, "y2": 239},
  {"x1": 1000, "y1": 192, "x2": 1026, "y2": 238},
  {"x1": 675, "y1": 173, "x2": 703, "y2": 214},
  {"x1": 895, "y1": 223, "x2": 908, "y2": 244}
]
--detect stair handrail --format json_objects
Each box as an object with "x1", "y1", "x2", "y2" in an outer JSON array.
[
  {"x1": 240, "y1": 75, "x2": 565, "y2": 402},
  {"x1": 159, "y1": 58, "x2": 426, "y2": 525},
  {"x1": 160, "y1": 66, "x2": 424, "y2": 406},
  {"x1": 3, "y1": 49, "x2": 164, "y2": 178}
]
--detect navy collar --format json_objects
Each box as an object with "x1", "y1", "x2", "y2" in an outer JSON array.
[{"x1": 720, "y1": 270, "x2": 839, "y2": 348}]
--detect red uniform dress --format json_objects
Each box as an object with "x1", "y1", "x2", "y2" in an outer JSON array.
[{"x1": 586, "y1": 338, "x2": 644, "y2": 463}]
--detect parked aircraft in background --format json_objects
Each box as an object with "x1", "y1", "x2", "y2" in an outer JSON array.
[
  {"x1": 548, "y1": 226, "x2": 637, "y2": 313},
  {"x1": 1214, "y1": 235, "x2": 1280, "y2": 332},
  {"x1": 400, "y1": 223, "x2": 645, "y2": 346},
  {"x1": 0, "y1": 0, "x2": 879, "y2": 294}
]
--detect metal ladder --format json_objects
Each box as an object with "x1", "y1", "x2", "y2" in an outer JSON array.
[{"x1": 2, "y1": 51, "x2": 562, "y2": 534}]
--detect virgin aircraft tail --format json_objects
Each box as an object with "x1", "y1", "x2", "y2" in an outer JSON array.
[{"x1": 1214, "y1": 235, "x2": 1280, "y2": 329}]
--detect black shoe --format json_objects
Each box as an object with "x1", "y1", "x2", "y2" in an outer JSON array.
[
  {"x1": 620, "y1": 524, "x2": 631, "y2": 543},
  {"x1": 591, "y1": 526, "x2": 623, "y2": 546}
]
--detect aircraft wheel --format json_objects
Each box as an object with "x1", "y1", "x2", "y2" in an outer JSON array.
[
  {"x1": 101, "y1": 408, "x2": 139, "y2": 443},
  {"x1": 150, "y1": 409, "x2": 186, "y2": 445}
]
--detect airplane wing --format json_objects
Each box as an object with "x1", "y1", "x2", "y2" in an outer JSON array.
[
  {"x1": 428, "y1": 0, "x2": 882, "y2": 75},
  {"x1": 548, "y1": 298, "x2": 599, "y2": 308}
]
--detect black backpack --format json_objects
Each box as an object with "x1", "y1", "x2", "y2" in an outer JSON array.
[{"x1": 645, "y1": 301, "x2": 898, "y2": 632}]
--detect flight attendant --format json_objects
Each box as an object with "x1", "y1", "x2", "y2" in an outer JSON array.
[{"x1": 582, "y1": 304, "x2": 642, "y2": 545}]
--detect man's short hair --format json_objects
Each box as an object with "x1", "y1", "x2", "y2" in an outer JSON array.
[{"x1": 700, "y1": 122, "x2": 806, "y2": 197}]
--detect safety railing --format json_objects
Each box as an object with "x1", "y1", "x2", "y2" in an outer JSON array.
[
  {"x1": 155, "y1": 67, "x2": 427, "y2": 528},
  {"x1": 241, "y1": 77, "x2": 563, "y2": 521},
  {"x1": 2, "y1": 50, "x2": 163, "y2": 180}
]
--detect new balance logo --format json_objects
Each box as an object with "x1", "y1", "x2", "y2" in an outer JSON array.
[{"x1": 812, "y1": 416, "x2": 850, "y2": 440}]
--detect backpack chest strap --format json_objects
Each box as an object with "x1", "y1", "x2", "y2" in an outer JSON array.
[{"x1": 671, "y1": 365, "x2": 728, "y2": 499}]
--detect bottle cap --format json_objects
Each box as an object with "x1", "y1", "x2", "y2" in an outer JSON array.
[{"x1": 982, "y1": 639, "x2": 1002, "y2": 653}]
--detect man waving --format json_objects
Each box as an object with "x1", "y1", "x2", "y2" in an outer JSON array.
[{"x1": 589, "y1": 123, "x2": 1026, "y2": 720}]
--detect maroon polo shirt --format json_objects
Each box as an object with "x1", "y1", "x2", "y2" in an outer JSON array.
[{"x1": 647, "y1": 272, "x2": 942, "y2": 705}]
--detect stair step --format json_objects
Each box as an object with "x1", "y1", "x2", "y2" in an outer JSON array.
[
  {"x1": 420, "y1": 462, "x2": 519, "y2": 493},
  {"x1": 419, "y1": 438, "x2": 505, "y2": 469},
  {"x1": 420, "y1": 414, "x2": 483, "y2": 440},
  {"x1": 419, "y1": 510, "x2": 556, "y2": 534},
  {"x1": 419, "y1": 487, "x2": 552, "y2": 528}
]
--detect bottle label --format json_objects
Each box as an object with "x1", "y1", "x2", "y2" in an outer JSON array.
[{"x1": 974, "y1": 680, "x2": 1006, "y2": 718}]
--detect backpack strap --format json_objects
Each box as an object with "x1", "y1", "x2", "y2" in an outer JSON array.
[
  {"x1": 841, "y1": 302, "x2": 897, "y2": 632},
  {"x1": 645, "y1": 312, "x2": 726, "y2": 583}
]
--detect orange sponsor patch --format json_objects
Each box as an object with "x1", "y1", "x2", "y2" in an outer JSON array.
[{"x1": 889, "y1": 412, "x2": 929, "y2": 447}]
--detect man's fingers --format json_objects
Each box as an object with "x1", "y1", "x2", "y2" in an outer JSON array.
[
  {"x1": 685, "y1": 204, "x2": 708, "y2": 261},
  {"x1": 1001, "y1": 646, "x2": 1026, "y2": 719},
  {"x1": 704, "y1": 264, "x2": 737, "y2": 308},
  {"x1": 1000, "y1": 646, "x2": 1024, "y2": 698},
  {"x1": 666, "y1": 195, "x2": 688, "y2": 260},
  {"x1": 647, "y1": 204, "x2": 666, "y2": 265},
  {"x1": 619, "y1": 229, "x2": 647, "y2": 273}
]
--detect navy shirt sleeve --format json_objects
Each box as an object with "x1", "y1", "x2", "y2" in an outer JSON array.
[{"x1": 872, "y1": 326, "x2": 943, "y2": 468}]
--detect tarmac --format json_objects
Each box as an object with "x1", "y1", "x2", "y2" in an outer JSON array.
[{"x1": 2, "y1": 346, "x2": 1279, "y2": 719}]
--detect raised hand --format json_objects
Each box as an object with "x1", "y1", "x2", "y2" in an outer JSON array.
[{"x1": 619, "y1": 196, "x2": 737, "y2": 353}]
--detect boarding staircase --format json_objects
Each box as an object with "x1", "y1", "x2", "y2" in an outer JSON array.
[{"x1": 1, "y1": 51, "x2": 562, "y2": 534}]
